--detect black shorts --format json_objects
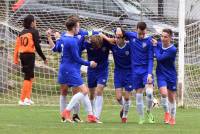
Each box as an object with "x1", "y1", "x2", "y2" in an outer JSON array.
[{"x1": 20, "y1": 53, "x2": 35, "y2": 80}]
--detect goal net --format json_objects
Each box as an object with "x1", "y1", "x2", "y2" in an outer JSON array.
[{"x1": 0, "y1": 0, "x2": 186, "y2": 106}]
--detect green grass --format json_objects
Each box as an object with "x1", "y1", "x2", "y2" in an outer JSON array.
[{"x1": 0, "y1": 106, "x2": 200, "y2": 134}]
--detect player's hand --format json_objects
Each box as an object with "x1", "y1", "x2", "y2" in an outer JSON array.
[
  {"x1": 151, "y1": 38, "x2": 157, "y2": 46},
  {"x1": 147, "y1": 74, "x2": 153, "y2": 84},
  {"x1": 90, "y1": 61, "x2": 97, "y2": 68},
  {"x1": 44, "y1": 60, "x2": 48, "y2": 65},
  {"x1": 46, "y1": 28, "x2": 52, "y2": 38},
  {"x1": 54, "y1": 32, "x2": 61, "y2": 40}
]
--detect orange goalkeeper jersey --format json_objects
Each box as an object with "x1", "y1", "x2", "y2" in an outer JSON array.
[{"x1": 14, "y1": 28, "x2": 46, "y2": 64}]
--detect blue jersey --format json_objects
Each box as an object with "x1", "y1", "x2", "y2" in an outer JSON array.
[
  {"x1": 111, "y1": 42, "x2": 131, "y2": 70},
  {"x1": 154, "y1": 42, "x2": 177, "y2": 82},
  {"x1": 82, "y1": 32, "x2": 111, "y2": 70},
  {"x1": 52, "y1": 34, "x2": 90, "y2": 71},
  {"x1": 125, "y1": 31, "x2": 154, "y2": 75}
]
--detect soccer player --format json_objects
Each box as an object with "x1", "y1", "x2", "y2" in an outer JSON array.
[
  {"x1": 82, "y1": 32, "x2": 111, "y2": 123},
  {"x1": 117, "y1": 22, "x2": 155, "y2": 124},
  {"x1": 14, "y1": 15, "x2": 47, "y2": 105},
  {"x1": 50, "y1": 16, "x2": 98, "y2": 123},
  {"x1": 152, "y1": 29, "x2": 177, "y2": 125},
  {"x1": 102, "y1": 29, "x2": 133, "y2": 123}
]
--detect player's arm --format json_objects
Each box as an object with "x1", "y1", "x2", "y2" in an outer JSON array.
[
  {"x1": 46, "y1": 29, "x2": 62, "y2": 52},
  {"x1": 13, "y1": 36, "x2": 20, "y2": 64},
  {"x1": 32, "y1": 29, "x2": 47, "y2": 62},
  {"x1": 147, "y1": 39, "x2": 154, "y2": 75},
  {"x1": 116, "y1": 27, "x2": 136, "y2": 40},
  {"x1": 99, "y1": 33, "x2": 115, "y2": 45},
  {"x1": 70, "y1": 39, "x2": 97, "y2": 67},
  {"x1": 154, "y1": 45, "x2": 176, "y2": 61}
]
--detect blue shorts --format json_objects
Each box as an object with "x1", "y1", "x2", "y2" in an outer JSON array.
[
  {"x1": 114, "y1": 69, "x2": 133, "y2": 92},
  {"x1": 87, "y1": 68, "x2": 108, "y2": 88},
  {"x1": 157, "y1": 75, "x2": 177, "y2": 91},
  {"x1": 132, "y1": 72, "x2": 153, "y2": 89},
  {"x1": 58, "y1": 65, "x2": 83, "y2": 87}
]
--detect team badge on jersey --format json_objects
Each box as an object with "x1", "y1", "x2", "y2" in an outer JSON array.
[
  {"x1": 77, "y1": 35, "x2": 82, "y2": 40},
  {"x1": 125, "y1": 51, "x2": 129, "y2": 55},
  {"x1": 142, "y1": 42, "x2": 147, "y2": 48},
  {"x1": 132, "y1": 38, "x2": 136, "y2": 42}
]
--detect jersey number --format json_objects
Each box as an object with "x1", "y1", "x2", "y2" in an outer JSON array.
[{"x1": 20, "y1": 37, "x2": 29, "y2": 47}]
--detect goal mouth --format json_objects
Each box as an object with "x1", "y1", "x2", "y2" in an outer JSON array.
[{"x1": 3, "y1": 0, "x2": 200, "y2": 108}]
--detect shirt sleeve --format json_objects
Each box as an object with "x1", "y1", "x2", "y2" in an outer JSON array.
[
  {"x1": 70, "y1": 39, "x2": 90, "y2": 66},
  {"x1": 154, "y1": 45, "x2": 177, "y2": 61},
  {"x1": 125, "y1": 31, "x2": 136, "y2": 40},
  {"x1": 147, "y1": 38, "x2": 154, "y2": 75},
  {"x1": 32, "y1": 29, "x2": 46, "y2": 61},
  {"x1": 13, "y1": 36, "x2": 20, "y2": 64},
  {"x1": 52, "y1": 38, "x2": 62, "y2": 53}
]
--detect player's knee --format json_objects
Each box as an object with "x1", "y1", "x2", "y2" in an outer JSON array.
[
  {"x1": 60, "y1": 89, "x2": 67, "y2": 96},
  {"x1": 124, "y1": 97, "x2": 129, "y2": 101},
  {"x1": 24, "y1": 73, "x2": 32, "y2": 80},
  {"x1": 146, "y1": 87, "x2": 153, "y2": 99},
  {"x1": 160, "y1": 88, "x2": 168, "y2": 97}
]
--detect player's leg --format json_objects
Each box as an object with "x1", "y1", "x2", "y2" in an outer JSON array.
[
  {"x1": 87, "y1": 70, "x2": 97, "y2": 112},
  {"x1": 122, "y1": 72, "x2": 133, "y2": 123},
  {"x1": 115, "y1": 89, "x2": 124, "y2": 119},
  {"x1": 167, "y1": 82, "x2": 177, "y2": 125},
  {"x1": 24, "y1": 54, "x2": 35, "y2": 105},
  {"x1": 158, "y1": 78, "x2": 170, "y2": 124},
  {"x1": 72, "y1": 87, "x2": 83, "y2": 122},
  {"x1": 133, "y1": 74, "x2": 145, "y2": 124},
  {"x1": 94, "y1": 69, "x2": 108, "y2": 122},
  {"x1": 114, "y1": 69, "x2": 124, "y2": 119},
  {"x1": 62, "y1": 84, "x2": 97, "y2": 123},
  {"x1": 144, "y1": 74, "x2": 155, "y2": 123},
  {"x1": 60, "y1": 84, "x2": 68, "y2": 122},
  {"x1": 89, "y1": 88, "x2": 96, "y2": 113},
  {"x1": 18, "y1": 53, "x2": 33, "y2": 106},
  {"x1": 121, "y1": 90, "x2": 131, "y2": 123}
]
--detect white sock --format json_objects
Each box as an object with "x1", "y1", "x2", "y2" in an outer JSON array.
[
  {"x1": 169, "y1": 101, "x2": 176, "y2": 118},
  {"x1": 82, "y1": 94, "x2": 93, "y2": 115},
  {"x1": 117, "y1": 96, "x2": 124, "y2": 107},
  {"x1": 123, "y1": 100, "x2": 131, "y2": 118},
  {"x1": 60, "y1": 95, "x2": 67, "y2": 113},
  {"x1": 146, "y1": 88, "x2": 153, "y2": 112},
  {"x1": 161, "y1": 96, "x2": 169, "y2": 113},
  {"x1": 94, "y1": 95, "x2": 103, "y2": 119},
  {"x1": 73, "y1": 102, "x2": 80, "y2": 115},
  {"x1": 66, "y1": 92, "x2": 84, "y2": 111},
  {"x1": 136, "y1": 93, "x2": 144, "y2": 118},
  {"x1": 90, "y1": 99, "x2": 95, "y2": 113}
]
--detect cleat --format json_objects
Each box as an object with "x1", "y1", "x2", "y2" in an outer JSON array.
[
  {"x1": 61, "y1": 117, "x2": 66, "y2": 123},
  {"x1": 73, "y1": 114, "x2": 83, "y2": 123},
  {"x1": 164, "y1": 112, "x2": 170, "y2": 124},
  {"x1": 146, "y1": 112, "x2": 155, "y2": 123},
  {"x1": 62, "y1": 109, "x2": 73, "y2": 123},
  {"x1": 87, "y1": 115, "x2": 97, "y2": 123},
  {"x1": 18, "y1": 100, "x2": 30, "y2": 106},
  {"x1": 120, "y1": 108, "x2": 123, "y2": 119},
  {"x1": 24, "y1": 98, "x2": 34, "y2": 105},
  {"x1": 138, "y1": 117, "x2": 145, "y2": 125},
  {"x1": 169, "y1": 117, "x2": 176, "y2": 125},
  {"x1": 121, "y1": 117, "x2": 127, "y2": 123},
  {"x1": 96, "y1": 119, "x2": 103, "y2": 124}
]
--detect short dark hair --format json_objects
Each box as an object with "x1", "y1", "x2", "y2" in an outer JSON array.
[
  {"x1": 137, "y1": 22, "x2": 147, "y2": 30},
  {"x1": 65, "y1": 17, "x2": 79, "y2": 31},
  {"x1": 162, "y1": 28, "x2": 173, "y2": 37},
  {"x1": 23, "y1": 15, "x2": 35, "y2": 29}
]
